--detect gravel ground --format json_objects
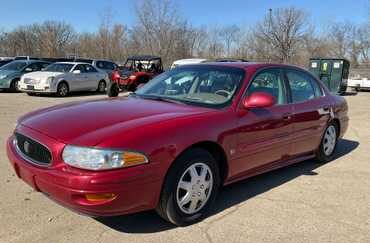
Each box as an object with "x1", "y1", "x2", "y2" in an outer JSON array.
[{"x1": 0, "y1": 91, "x2": 369, "y2": 243}]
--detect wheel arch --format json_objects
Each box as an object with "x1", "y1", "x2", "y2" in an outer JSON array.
[{"x1": 173, "y1": 141, "x2": 229, "y2": 184}]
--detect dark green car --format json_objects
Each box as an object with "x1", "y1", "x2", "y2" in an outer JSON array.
[{"x1": 0, "y1": 60, "x2": 50, "y2": 91}]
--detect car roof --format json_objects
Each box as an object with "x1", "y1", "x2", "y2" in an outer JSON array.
[
  {"x1": 56, "y1": 62, "x2": 89, "y2": 65},
  {"x1": 127, "y1": 55, "x2": 161, "y2": 61},
  {"x1": 10, "y1": 60, "x2": 49, "y2": 64},
  {"x1": 173, "y1": 58, "x2": 208, "y2": 65},
  {"x1": 183, "y1": 62, "x2": 304, "y2": 70}
]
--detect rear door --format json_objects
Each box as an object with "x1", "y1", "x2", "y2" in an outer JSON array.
[
  {"x1": 284, "y1": 68, "x2": 330, "y2": 157},
  {"x1": 84, "y1": 64, "x2": 100, "y2": 89},
  {"x1": 233, "y1": 68, "x2": 294, "y2": 176}
]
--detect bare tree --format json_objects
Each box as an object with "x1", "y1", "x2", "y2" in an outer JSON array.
[{"x1": 253, "y1": 7, "x2": 309, "y2": 63}]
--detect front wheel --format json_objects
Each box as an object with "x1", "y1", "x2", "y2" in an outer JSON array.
[
  {"x1": 156, "y1": 148, "x2": 220, "y2": 226},
  {"x1": 107, "y1": 82, "x2": 119, "y2": 97},
  {"x1": 316, "y1": 122, "x2": 338, "y2": 163},
  {"x1": 57, "y1": 82, "x2": 69, "y2": 97}
]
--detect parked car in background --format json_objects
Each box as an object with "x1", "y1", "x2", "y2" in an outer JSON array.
[
  {"x1": 170, "y1": 58, "x2": 208, "y2": 69},
  {"x1": 14, "y1": 56, "x2": 40, "y2": 61},
  {"x1": 18, "y1": 62, "x2": 109, "y2": 97},
  {"x1": 215, "y1": 58, "x2": 248, "y2": 62},
  {"x1": 7, "y1": 63, "x2": 348, "y2": 226},
  {"x1": 108, "y1": 55, "x2": 163, "y2": 96},
  {"x1": 74, "y1": 58, "x2": 118, "y2": 76},
  {"x1": 0, "y1": 58, "x2": 13, "y2": 68},
  {"x1": 0, "y1": 60, "x2": 50, "y2": 91}
]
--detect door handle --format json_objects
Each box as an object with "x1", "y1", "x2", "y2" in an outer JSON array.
[{"x1": 282, "y1": 113, "x2": 292, "y2": 121}]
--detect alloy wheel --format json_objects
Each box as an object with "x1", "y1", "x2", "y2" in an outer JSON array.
[
  {"x1": 176, "y1": 162, "x2": 213, "y2": 214},
  {"x1": 98, "y1": 81, "x2": 106, "y2": 93},
  {"x1": 323, "y1": 125, "x2": 336, "y2": 156},
  {"x1": 58, "y1": 84, "x2": 68, "y2": 97}
]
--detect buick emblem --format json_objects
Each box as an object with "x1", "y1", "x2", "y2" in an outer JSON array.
[{"x1": 24, "y1": 141, "x2": 31, "y2": 154}]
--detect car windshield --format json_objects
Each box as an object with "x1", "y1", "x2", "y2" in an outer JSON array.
[
  {"x1": 135, "y1": 65, "x2": 244, "y2": 107},
  {"x1": 0, "y1": 61, "x2": 27, "y2": 71},
  {"x1": 44, "y1": 63, "x2": 74, "y2": 72}
]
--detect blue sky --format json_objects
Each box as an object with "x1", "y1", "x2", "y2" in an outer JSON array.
[{"x1": 0, "y1": 0, "x2": 368, "y2": 32}]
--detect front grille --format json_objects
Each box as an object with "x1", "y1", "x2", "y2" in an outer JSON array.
[
  {"x1": 24, "y1": 78, "x2": 40, "y2": 84},
  {"x1": 15, "y1": 133, "x2": 52, "y2": 165}
]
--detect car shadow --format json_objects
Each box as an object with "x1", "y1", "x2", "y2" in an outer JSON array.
[{"x1": 96, "y1": 139, "x2": 359, "y2": 233}]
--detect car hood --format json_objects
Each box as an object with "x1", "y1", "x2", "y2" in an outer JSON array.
[
  {"x1": 19, "y1": 96, "x2": 212, "y2": 146},
  {"x1": 0, "y1": 69, "x2": 19, "y2": 78},
  {"x1": 23, "y1": 71, "x2": 64, "y2": 79}
]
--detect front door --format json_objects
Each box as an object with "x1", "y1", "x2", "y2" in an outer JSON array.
[{"x1": 232, "y1": 68, "x2": 294, "y2": 178}]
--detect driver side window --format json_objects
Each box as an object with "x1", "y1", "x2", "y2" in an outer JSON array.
[{"x1": 247, "y1": 69, "x2": 287, "y2": 105}]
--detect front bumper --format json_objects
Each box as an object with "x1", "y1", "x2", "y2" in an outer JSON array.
[
  {"x1": 6, "y1": 126, "x2": 162, "y2": 216},
  {"x1": 18, "y1": 83, "x2": 55, "y2": 93}
]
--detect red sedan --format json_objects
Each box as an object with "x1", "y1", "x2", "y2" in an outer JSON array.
[{"x1": 7, "y1": 63, "x2": 348, "y2": 226}]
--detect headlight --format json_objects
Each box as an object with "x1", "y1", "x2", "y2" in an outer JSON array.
[
  {"x1": 46, "y1": 76, "x2": 54, "y2": 84},
  {"x1": 129, "y1": 75, "x2": 137, "y2": 80},
  {"x1": 62, "y1": 145, "x2": 149, "y2": 170},
  {"x1": 0, "y1": 74, "x2": 8, "y2": 79}
]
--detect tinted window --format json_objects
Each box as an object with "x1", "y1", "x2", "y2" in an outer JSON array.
[
  {"x1": 96, "y1": 61, "x2": 104, "y2": 69},
  {"x1": 84, "y1": 64, "x2": 97, "y2": 73},
  {"x1": 286, "y1": 70, "x2": 316, "y2": 103},
  {"x1": 0, "y1": 61, "x2": 27, "y2": 71},
  {"x1": 44, "y1": 63, "x2": 74, "y2": 72},
  {"x1": 247, "y1": 69, "x2": 287, "y2": 105},
  {"x1": 104, "y1": 61, "x2": 115, "y2": 70},
  {"x1": 74, "y1": 64, "x2": 86, "y2": 73}
]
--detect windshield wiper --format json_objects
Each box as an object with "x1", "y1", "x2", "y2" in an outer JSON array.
[{"x1": 134, "y1": 94, "x2": 185, "y2": 104}]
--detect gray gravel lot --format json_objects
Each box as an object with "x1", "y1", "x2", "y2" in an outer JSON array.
[{"x1": 0, "y1": 91, "x2": 369, "y2": 243}]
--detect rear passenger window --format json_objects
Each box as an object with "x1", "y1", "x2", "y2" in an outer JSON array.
[
  {"x1": 286, "y1": 70, "x2": 316, "y2": 103},
  {"x1": 309, "y1": 76, "x2": 323, "y2": 97},
  {"x1": 248, "y1": 69, "x2": 287, "y2": 105},
  {"x1": 104, "y1": 61, "x2": 115, "y2": 70},
  {"x1": 96, "y1": 61, "x2": 104, "y2": 69}
]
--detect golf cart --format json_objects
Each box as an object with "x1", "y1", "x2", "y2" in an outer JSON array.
[{"x1": 107, "y1": 55, "x2": 163, "y2": 97}]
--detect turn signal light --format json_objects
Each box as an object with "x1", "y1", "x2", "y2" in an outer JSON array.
[
  {"x1": 85, "y1": 193, "x2": 117, "y2": 202},
  {"x1": 123, "y1": 152, "x2": 148, "y2": 166}
]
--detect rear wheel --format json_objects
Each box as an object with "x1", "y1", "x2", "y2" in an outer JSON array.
[
  {"x1": 316, "y1": 122, "x2": 338, "y2": 163},
  {"x1": 107, "y1": 82, "x2": 119, "y2": 97},
  {"x1": 156, "y1": 148, "x2": 220, "y2": 226},
  {"x1": 57, "y1": 82, "x2": 69, "y2": 97},
  {"x1": 97, "y1": 80, "x2": 106, "y2": 93}
]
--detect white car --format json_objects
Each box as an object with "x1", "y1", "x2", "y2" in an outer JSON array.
[
  {"x1": 170, "y1": 58, "x2": 208, "y2": 69},
  {"x1": 19, "y1": 62, "x2": 109, "y2": 97}
]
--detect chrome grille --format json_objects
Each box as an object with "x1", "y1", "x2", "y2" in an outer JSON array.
[{"x1": 15, "y1": 133, "x2": 52, "y2": 166}]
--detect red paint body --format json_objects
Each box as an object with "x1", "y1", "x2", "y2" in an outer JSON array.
[{"x1": 7, "y1": 63, "x2": 349, "y2": 216}]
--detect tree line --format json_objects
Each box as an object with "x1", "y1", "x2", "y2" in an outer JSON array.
[{"x1": 0, "y1": 0, "x2": 369, "y2": 68}]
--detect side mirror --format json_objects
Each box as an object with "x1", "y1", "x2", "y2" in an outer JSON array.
[
  {"x1": 73, "y1": 70, "x2": 81, "y2": 74},
  {"x1": 243, "y1": 92, "x2": 276, "y2": 109}
]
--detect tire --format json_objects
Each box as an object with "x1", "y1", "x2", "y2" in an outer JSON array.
[
  {"x1": 107, "y1": 82, "x2": 119, "y2": 97},
  {"x1": 156, "y1": 148, "x2": 220, "y2": 226},
  {"x1": 27, "y1": 92, "x2": 35, "y2": 96},
  {"x1": 315, "y1": 122, "x2": 338, "y2": 163},
  {"x1": 97, "y1": 80, "x2": 106, "y2": 93},
  {"x1": 10, "y1": 79, "x2": 20, "y2": 92},
  {"x1": 57, "y1": 82, "x2": 69, "y2": 97}
]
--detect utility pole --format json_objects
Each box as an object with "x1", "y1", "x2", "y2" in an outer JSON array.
[{"x1": 267, "y1": 8, "x2": 273, "y2": 63}]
